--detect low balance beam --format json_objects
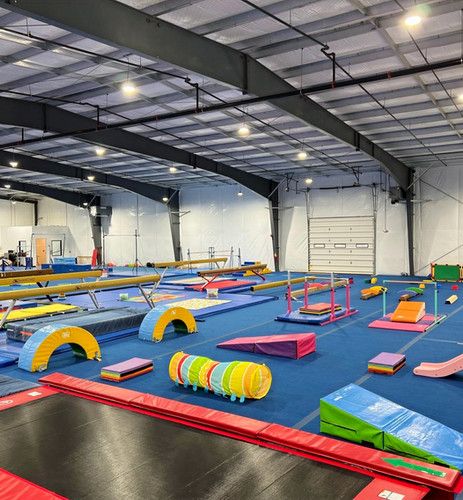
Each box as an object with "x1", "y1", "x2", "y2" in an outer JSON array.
[
  {"x1": 147, "y1": 257, "x2": 227, "y2": 268},
  {"x1": 0, "y1": 270, "x2": 102, "y2": 287},
  {"x1": 198, "y1": 264, "x2": 267, "y2": 291},
  {"x1": 251, "y1": 276, "x2": 316, "y2": 291}
]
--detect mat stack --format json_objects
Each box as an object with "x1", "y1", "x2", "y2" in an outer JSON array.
[
  {"x1": 368, "y1": 352, "x2": 405, "y2": 375},
  {"x1": 299, "y1": 302, "x2": 341, "y2": 315},
  {"x1": 100, "y1": 357, "x2": 153, "y2": 382}
]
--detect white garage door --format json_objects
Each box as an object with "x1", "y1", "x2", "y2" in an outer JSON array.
[{"x1": 308, "y1": 216, "x2": 375, "y2": 274}]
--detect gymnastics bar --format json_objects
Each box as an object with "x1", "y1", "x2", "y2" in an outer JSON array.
[
  {"x1": 0, "y1": 269, "x2": 53, "y2": 279},
  {"x1": 197, "y1": 263, "x2": 267, "y2": 290},
  {"x1": 381, "y1": 279, "x2": 443, "y2": 326},
  {"x1": 290, "y1": 278, "x2": 346, "y2": 298},
  {"x1": 251, "y1": 276, "x2": 316, "y2": 291},
  {"x1": 0, "y1": 274, "x2": 160, "y2": 328},
  {"x1": 0, "y1": 270, "x2": 102, "y2": 286}
]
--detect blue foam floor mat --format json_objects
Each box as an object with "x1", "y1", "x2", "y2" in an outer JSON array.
[
  {"x1": 0, "y1": 374, "x2": 39, "y2": 396},
  {"x1": 1, "y1": 273, "x2": 462, "y2": 443}
]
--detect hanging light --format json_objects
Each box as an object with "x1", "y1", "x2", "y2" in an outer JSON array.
[
  {"x1": 169, "y1": 166, "x2": 178, "y2": 173},
  {"x1": 297, "y1": 150, "x2": 308, "y2": 160},
  {"x1": 404, "y1": 14, "x2": 421, "y2": 27},
  {"x1": 304, "y1": 178, "x2": 313, "y2": 185},
  {"x1": 11, "y1": 200, "x2": 16, "y2": 205},
  {"x1": 237, "y1": 190, "x2": 243, "y2": 197},
  {"x1": 87, "y1": 175, "x2": 95, "y2": 181},
  {"x1": 162, "y1": 196, "x2": 169, "y2": 202},
  {"x1": 9, "y1": 160, "x2": 18, "y2": 168},
  {"x1": 4, "y1": 184, "x2": 11, "y2": 189},
  {"x1": 121, "y1": 80, "x2": 138, "y2": 96},
  {"x1": 95, "y1": 147, "x2": 106, "y2": 156},
  {"x1": 83, "y1": 202, "x2": 88, "y2": 207},
  {"x1": 238, "y1": 124, "x2": 250, "y2": 137}
]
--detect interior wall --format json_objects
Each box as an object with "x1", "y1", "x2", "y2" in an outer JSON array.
[
  {"x1": 180, "y1": 185, "x2": 274, "y2": 267},
  {"x1": 101, "y1": 193, "x2": 173, "y2": 266},
  {"x1": 0, "y1": 200, "x2": 35, "y2": 254},
  {"x1": 279, "y1": 173, "x2": 408, "y2": 275},
  {"x1": 37, "y1": 198, "x2": 94, "y2": 257},
  {"x1": 414, "y1": 167, "x2": 463, "y2": 276}
]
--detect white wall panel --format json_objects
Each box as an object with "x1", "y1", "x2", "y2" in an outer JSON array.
[
  {"x1": 180, "y1": 185, "x2": 274, "y2": 267},
  {"x1": 0, "y1": 200, "x2": 34, "y2": 254}
]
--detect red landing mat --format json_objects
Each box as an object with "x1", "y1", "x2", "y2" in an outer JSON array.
[
  {"x1": 354, "y1": 477, "x2": 429, "y2": 499},
  {"x1": 0, "y1": 468, "x2": 66, "y2": 499},
  {"x1": 0, "y1": 386, "x2": 56, "y2": 412},
  {"x1": 188, "y1": 280, "x2": 255, "y2": 291}
]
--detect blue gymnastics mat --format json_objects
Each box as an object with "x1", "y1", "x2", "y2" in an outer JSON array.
[
  {"x1": 0, "y1": 375, "x2": 39, "y2": 396},
  {"x1": 275, "y1": 308, "x2": 347, "y2": 325}
]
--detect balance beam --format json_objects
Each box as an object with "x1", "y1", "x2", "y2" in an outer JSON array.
[
  {"x1": 0, "y1": 270, "x2": 102, "y2": 286},
  {"x1": 251, "y1": 276, "x2": 316, "y2": 291},
  {"x1": 0, "y1": 269, "x2": 53, "y2": 279},
  {"x1": 198, "y1": 264, "x2": 267, "y2": 290},
  {"x1": 148, "y1": 257, "x2": 227, "y2": 269},
  {"x1": 0, "y1": 274, "x2": 160, "y2": 327}
]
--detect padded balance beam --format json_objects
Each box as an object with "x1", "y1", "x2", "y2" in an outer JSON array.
[
  {"x1": 39, "y1": 373, "x2": 461, "y2": 496},
  {"x1": 251, "y1": 276, "x2": 315, "y2": 291},
  {"x1": 0, "y1": 269, "x2": 53, "y2": 279},
  {"x1": 198, "y1": 263, "x2": 267, "y2": 291},
  {"x1": 0, "y1": 274, "x2": 160, "y2": 301},
  {"x1": 290, "y1": 279, "x2": 346, "y2": 298},
  {"x1": 148, "y1": 257, "x2": 227, "y2": 268},
  {"x1": 0, "y1": 269, "x2": 102, "y2": 286}
]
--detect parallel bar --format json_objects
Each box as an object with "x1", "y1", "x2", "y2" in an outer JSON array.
[{"x1": 0, "y1": 274, "x2": 160, "y2": 301}]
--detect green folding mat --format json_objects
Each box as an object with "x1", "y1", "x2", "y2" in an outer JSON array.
[{"x1": 432, "y1": 264, "x2": 460, "y2": 282}]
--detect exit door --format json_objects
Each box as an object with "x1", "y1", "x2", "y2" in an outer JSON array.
[{"x1": 35, "y1": 238, "x2": 47, "y2": 267}]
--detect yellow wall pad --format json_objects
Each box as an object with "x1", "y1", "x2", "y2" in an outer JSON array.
[
  {"x1": 0, "y1": 270, "x2": 102, "y2": 286},
  {"x1": 251, "y1": 276, "x2": 316, "y2": 291},
  {"x1": 198, "y1": 263, "x2": 267, "y2": 277},
  {"x1": 0, "y1": 274, "x2": 160, "y2": 301},
  {"x1": 0, "y1": 269, "x2": 53, "y2": 278},
  {"x1": 149, "y1": 257, "x2": 227, "y2": 268},
  {"x1": 5, "y1": 303, "x2": 80, "y2": 321},
  {"x1": 18, "y1": 325, "x2": 101, "y2": 372},
  {"x1": 138, "y1": 306, "x2": 197, "y2": 342}
]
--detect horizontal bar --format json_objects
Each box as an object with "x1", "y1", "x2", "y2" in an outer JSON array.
[
  {"x1": 0, "y1": 270, "x2": 102, "y2": 286},
  {"x1": 149, "y1": 257, "x2": 227, "y2": 268}
]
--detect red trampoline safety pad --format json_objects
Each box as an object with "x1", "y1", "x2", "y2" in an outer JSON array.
[
  {"x1": 39, "y1": 373, "x2": 462, "y2": 496},
  {"x1": 354, "y1": 477, "x2": 429, "y2": 499},
  {"x1": 0, "y1": 386, "x2": 57, "y2": 412},
  {"x1": 188, "y1": 280, "x2": 255, "y2": 291},
  {"x1": 0, "y1": 468, "x2": 67, "y2": 500}
]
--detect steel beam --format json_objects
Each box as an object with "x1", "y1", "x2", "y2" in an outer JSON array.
[
  {"x1": 0, "y1": 150, "x2": 171, "y2": 204},
  {"x1": 0, "y1": 0, "x2": 411, "y2": 188},
  {"x1": 405, "y1": 170, "x2": 415, "y2": 276},
  {"x1": 168, "y1": 191, "x2": 182, "y2": 261},
  {"x1": 0, "y1": 178, "x2": 98, "y2": 207},
  {"x1": 0, "y1": 96, "x2": 276, "y2": 199}
]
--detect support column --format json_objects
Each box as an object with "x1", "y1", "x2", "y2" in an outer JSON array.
[
  {"x1": 405, "y1": 170, "x2": 415, "y2": 276},
  {"x1": 269, "y1": 190, "x2": 280, "y2": 272},
  {"x1": 168, "y1": 191, "x2": 182, "y2": 261},
  {"x1": 88, "y1": 206, "x2": 102, "y2": 266}
]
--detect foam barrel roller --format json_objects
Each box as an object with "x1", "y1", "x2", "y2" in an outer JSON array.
[{"x1": 168, "y1": 351, "x2": 272, "y2": 402}]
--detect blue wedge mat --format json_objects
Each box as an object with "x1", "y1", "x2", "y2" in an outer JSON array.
[{"x1": 0, "y1": 375, "x2": 39, "y2": 396}]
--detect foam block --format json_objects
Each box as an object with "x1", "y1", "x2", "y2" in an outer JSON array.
[
  {"x1": 391, "y1": 301, "x2": 425, "y2": 323},
  {"x1": 217, "y1": 333, "x2": 316, "y2": 359},
  {"x1": 320, "y1": 384, "x2": 463, "y2": 471}
]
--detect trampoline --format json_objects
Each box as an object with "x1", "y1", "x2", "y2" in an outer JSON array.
[{"x1": 0, "y1": 373, "x2": 457, "y2": 499}]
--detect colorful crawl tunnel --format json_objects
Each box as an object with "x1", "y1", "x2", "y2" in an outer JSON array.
[
  {"x1": 168, "y1": 351, "x2": 272, "y2": 402},
  {"x1": 138, "y1": 305, "x2": 197, "y2": 342}
]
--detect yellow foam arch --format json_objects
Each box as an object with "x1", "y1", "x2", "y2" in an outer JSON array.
[
  {"x1": 139, "y1": 306, "x2": 197, "y2": 342},
  {"x1": 18, "y1": 325, "x2": 101, "y2": 372}
]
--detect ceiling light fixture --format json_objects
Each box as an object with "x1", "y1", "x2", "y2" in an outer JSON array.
[
  {"x1": 121, "y1": 80, "x2": 138, "y2": 96},
  {"x1": 237, "y1": 124, "x2": 250, "y2": 137},
  {"x1": 404, "y1": 14, "x2": 421, "y2": 27},
  {"x1": 4, "y1": 184, "x2": 11, "y2": 189},
  {"x1": 304, "y1": 178, "x2": 313, "y2": 185},
  {"x1": 9, "y1": 160, "x2": 18, "y2": 168},
  {"x1": 297, "y1": 150, "x2": 308, "y2": 160},
  {"x1": 162, "y1": 196, "x2": 169, "y2": 202},
  {"x1": 11, "y1": 200, "x2": 16, "y2": 205},
  {"x1": 83, "y1": 202, "x2": 88, "y2": 207},
  {"x1": 95, "y1": 147, "x2": 106, "y2": 156},
  {"x1": 169, "y1": 166, "x2": 178, "y2": 173},
  {"x1": 237, "y1": 190, "x2": 243, "y2": 197},
  {"x1": 87, "y1": 175, "x2": 95, "y2": 181}
]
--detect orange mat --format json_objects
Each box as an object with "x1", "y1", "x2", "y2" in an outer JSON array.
[{"x1": 391, "y1": 301, "x2": 425, "y2": 323}]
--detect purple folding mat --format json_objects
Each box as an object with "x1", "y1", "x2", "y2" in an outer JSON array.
[
  {"x1": 217, "y1": 333, "x2": 316, "y2": 359},
  {"x1": 368, "y1": 352, "x2": 405, "y2": 368},
  {"x1": 102, "y1": 357, "x2": 153, "y2": 375}
]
